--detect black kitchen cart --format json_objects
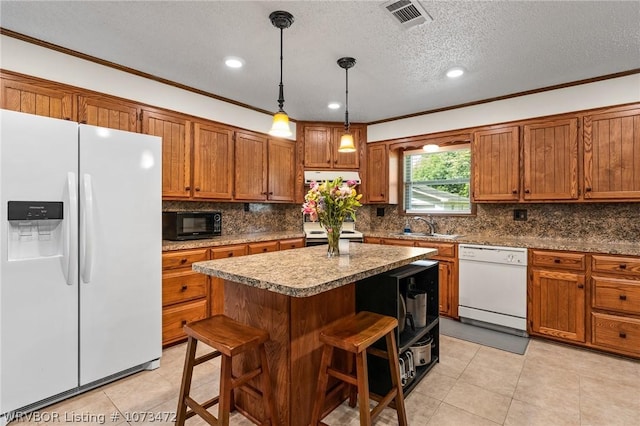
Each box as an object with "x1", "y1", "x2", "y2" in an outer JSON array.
[{"x1": 356, "y1": 260, "x2": 440, "y2": 398}]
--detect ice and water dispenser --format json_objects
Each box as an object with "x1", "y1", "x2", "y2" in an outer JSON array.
[{"x1": 7, "y1": 201, "x2": 64, "y2": 260}]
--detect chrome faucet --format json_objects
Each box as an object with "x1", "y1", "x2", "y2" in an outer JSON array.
[{"x1": 413, "y1": 216, "x2": 436, "y2": 235}]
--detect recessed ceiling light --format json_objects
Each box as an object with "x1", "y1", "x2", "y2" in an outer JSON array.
[
  {"x1": 446, "y1": 67, "x2": 464, "y2": 78},
  {"x1": 225, "y1": 57, "x2": 244, "y2": 69},
  {"x1": 328, "y1": 102, "x2": 341, "y2": 109}
]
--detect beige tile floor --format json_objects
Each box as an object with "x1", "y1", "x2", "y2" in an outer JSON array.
[{"x1": 9, "y1": 335, "x2": 640, "y2": 425}]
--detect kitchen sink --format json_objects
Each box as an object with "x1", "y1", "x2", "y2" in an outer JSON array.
[{"x1": 391, "y1": 232, "x2": 430, "y2": 237}]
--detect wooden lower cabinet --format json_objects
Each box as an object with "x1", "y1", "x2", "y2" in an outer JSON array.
[
  {"x1": 279, "y1": 238, "x2": 305, "y2": 250},
  {"x1": 529, "y1": 269, "x2": 586, "y2": 342},
  {"x1": 589, "y1": 254, "x2": 640, "y2": 357},
  {"x1": 162, "y1": 299, "x2": 208, "y2": 345},
  {"x1": 248, "y1": 240, "x2": 279, "y2": 254},
  {"x1": 161, "y1": 248, "x2": 210, "y2": 346}
]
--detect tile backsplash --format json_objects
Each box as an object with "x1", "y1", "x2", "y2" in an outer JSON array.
[{"x1": 164, "y1": 201, "x2": 639, "y2": 244}]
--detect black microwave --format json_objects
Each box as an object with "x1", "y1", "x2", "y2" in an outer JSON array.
[{"x1": 162, "y1": 211, "x2": 221, "y2": 240}]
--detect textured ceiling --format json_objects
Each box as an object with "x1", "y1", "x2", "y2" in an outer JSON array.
[{"x1": 1, "y1": 1, "x2": 639, "y2": 123}]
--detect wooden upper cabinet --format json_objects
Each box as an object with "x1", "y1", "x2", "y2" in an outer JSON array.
[
  {"x1": 472, "y1": 126, "x2": 520, "y2": 201},
  {"x1": 583, "y1": 108, "x2": 640, "y2": 200},
  {"x1": 235, "y1": 131, "x2": 268, "y2": 201},
  {"x1": 366, "y1": 143, "x2": 389, "y2": 203},
  {"x1": 523, "y1": 118, "x2": 578, "y2": 200},
  {"x1": 141, "y1": 109, "x2": 191, "y2": 199},
  {"x1": 303, "y1": 126, "x2": 332, "y2": 168},
  {"x1": 1, "y1": 77, "x2": 75, "y2": 120},
  {"x1": 267, "y1": 138, "x2": 296, "y2": 202},
  {"x1": 332, "y1": 126, "x2": 360, "y2": 169},
  {"x1": 78, "y1": 95, "x2": 138, "y2": 131},
  {"x1": 192, "y1": 122, "x2": 234, "y2": 200},
  {"x1": 302, "y1": 123, "x2": 361, "y2": 169}
]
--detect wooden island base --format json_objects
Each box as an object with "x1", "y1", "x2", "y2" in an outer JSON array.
[{"x1": 220, "y1": 279, "x2": 355, "y2": 426}]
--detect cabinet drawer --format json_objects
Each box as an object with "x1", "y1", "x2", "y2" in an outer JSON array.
[
  {"x1": 592, "y1": 255, "x2": 640, "y2": 276},
  {"x1": 592, "y1": 276, "x2": 640, "y2": 314},
  {"x1": 162, "y1": 299, "x2": 208, "y2": 345},
  {"x1": 248, "y1": 241, "x2": 279, "y2": 255},
  {"x1": 211, "y1": 244, "x2": 247, "y2": 259},
  {"x1": 591, "y1": 312, "x2": 640, "y2": 356},
  {"x1": 381, "y1": 238, "x2": 416, "y2": 247},
  {"x1": 162, "y1": 249, "x2": 209, "y2": 270},
  {"x1": 531, "y1": 250, "x2": 586, "y2": 271},
  {"x1": 415, "y1": 241, "x2": 456, "y2": 258},
  {"x1": 162, "y1": 271, "x2": 208, "y2": 306},
  {"x1": 279, "y1": 238, "x2": 305, "y2": 250}
]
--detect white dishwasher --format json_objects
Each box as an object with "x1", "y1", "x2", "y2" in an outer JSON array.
[{"x1": 458, "y1": 244, "x2": 528, "y2": 336}]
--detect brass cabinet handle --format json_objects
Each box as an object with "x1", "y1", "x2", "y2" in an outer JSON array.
[
  {"x1": 512, "y1": 189, "x2": 518, "y2": 194},
  {"x1": 185, "y1": 186, "x2": 191, "y2": 190},
  {"x1": 180, "y1": 258, "x2": 188, "y2": 264},
  {"x1": 227, "y1": 252, "x2": 234, "y2": 257},
  {"x1": 619, "y1": 263, "x2": 627, "y2": 270},
  {"x1": 585, "y1": 187, "x2": 592, "y2": 192},
  {"x1": 619, "y1": 294, "x2": 627, "y2": 301},
  {"x1": 577, "y1": 284, "x2": 584, "y2": 289},
  {"x1": 554, "y1": 258, "x2": 561, "y2": 263},
  {"x1": 619, "y1": 332, "x2": 627, "y2": 339},
  {"x1": 195, "y1": 187, "x2": 200, "y2": 191},
  {"x1": 181, "y1": 285, "x2": 188, "y2": 292},
  {"x1": 181, "y1": 320, "x2": 187, "y2": 326}
]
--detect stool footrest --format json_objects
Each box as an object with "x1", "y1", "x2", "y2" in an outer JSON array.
[
  {"x1": 194, "y1": 350, "x2": 221, "y2": 366},
  {"x1": 184, "y1": 396, "x2": 219, "y2": 424},
  {"x1": 232, "y1": 366, "x2": 263, "y2": 389},
  {"x1": 327, "y1": 367, "x2": 357, "y2": 386},
  {"x1": 367, "y1": 346, "x2": 389, "y2": 359},
  {"x1": 371, "y1": 388, "x2": 398, "y2": 421}
]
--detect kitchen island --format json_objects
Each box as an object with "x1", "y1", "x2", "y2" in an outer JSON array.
[{"x1": 192, "y1": 243, "x2": 436, "y2": 426}]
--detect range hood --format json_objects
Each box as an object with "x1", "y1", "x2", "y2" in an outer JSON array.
[{"x1": 304, "y1": 170, "x2": 361, "y2": 185}]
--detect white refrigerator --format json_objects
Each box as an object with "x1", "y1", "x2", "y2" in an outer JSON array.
[{"x1": 0, "y1": 110, "x2": 162, "y2": 422}]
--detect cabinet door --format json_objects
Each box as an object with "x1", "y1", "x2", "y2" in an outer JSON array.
[
  {"x1": 529, "y1": 269, "x2": 586, "y2": 342},
  {"x1": 1, "y1": 77, "x2": 74, "y2": 120},
  {"x1": 583, "y1": 108, "x2": 640, "y2": 200},
  {"x1": 78, "y1": 95, "x2": 139, "y2": 131},
  {"x1": 366, "y1": 144, "x2": 389, "y2": 203},
  {"x1": 234, "y1": 131, "x2": 268, "y2": 201},
  {"x1": 193, "y1": 122, "x2": 234, "y2": 200},
  {"x1": 523, "y1": 119, "x2": 578, "y2": 200},
  {"x1": 472, "y1": 126, "x2": 520, "y2": 201},
  {"x1": 438, "y1": 261, "x2": 452, "y2": 316},
  {"x1": 268, "y1": 138, "x2": 296, "y2": 202},
  {"x1": 142, "y1": 109, "x2": 191, "y2": 199},
  {"x1": 303, "y1": 126, "x2": 332, "y2": 168},
  {"x1": 332, "y1": 126, "x2": 360, "y2": 169}
]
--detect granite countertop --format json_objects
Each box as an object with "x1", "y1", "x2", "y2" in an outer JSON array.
[
  {"x1": 162, "y1": 231, "x2": 305, "y2": 251},
  {"x1": 366, "y1": 231, "x2": 640, "y2": 256},
  {"x1": 192, "y1": 243, "x2": 437, "y2": 298},
  {"x1": 163, "y1": 229, "x2": 640, "y2": 257}
]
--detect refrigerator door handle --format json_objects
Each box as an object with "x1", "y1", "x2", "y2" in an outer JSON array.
[
  {"x1": 81, "y1": 173, "x2": 94, "y2": 283},
  {"x1": 62, "y1": 172, "x2": 78, "y2": 286}
]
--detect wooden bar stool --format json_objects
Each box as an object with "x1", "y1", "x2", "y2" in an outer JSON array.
[
  {"x1": 175, "y1": 315, "x2": 278, "y2": 426},
  {"x1": 310, "y1": 311, "x2": 407, "y2": 426}
]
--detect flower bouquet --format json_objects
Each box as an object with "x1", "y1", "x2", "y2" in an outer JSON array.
[{"x1": 302, "y1": 178, "x2": 362, "y2": 257}]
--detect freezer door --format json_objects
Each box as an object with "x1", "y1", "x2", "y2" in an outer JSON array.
[
  {"x1": 0, "y1": 111, "x2": 79, "y2": 414},
  {"x1": 78, "y1": 125, "x2": 161, "y2": 385}
]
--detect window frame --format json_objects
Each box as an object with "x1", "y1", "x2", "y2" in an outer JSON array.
[{"x1": 401, "y1": 143, "x2": 475, "y2": 216}]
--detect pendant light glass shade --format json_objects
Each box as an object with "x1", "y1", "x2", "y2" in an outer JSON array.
[
  {"x1": 338, "y1": 132, "x2": 356, "y2": 152},
  {"x1": 269, "y1": 111, "x2": 292, "y2": 137},
  {"x1": 337, "y1": 57, "x2": 356, "y2": 153},
  {"x1": 268, "y1": 11, "x2": 294, "y2": 138}
]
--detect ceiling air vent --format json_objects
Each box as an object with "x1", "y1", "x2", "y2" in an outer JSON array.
[{"x1": 382, "y1": 0, "x2": 433, "y2": 29}]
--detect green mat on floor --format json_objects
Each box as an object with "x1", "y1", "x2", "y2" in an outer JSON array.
[{"x1": 439, "y1": 317, "x2": 529, "y2": 355}]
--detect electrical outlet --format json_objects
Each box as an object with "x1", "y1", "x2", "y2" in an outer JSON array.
[
  {"x1": 376, "y1": 207, "x2": 385, "y2": 217},
  {"x1": 244, "y1": 203, "x2": 250, "y2": 212},
  {"x1": 513, "y1": 209, "x2": 527, "y2": 221}
]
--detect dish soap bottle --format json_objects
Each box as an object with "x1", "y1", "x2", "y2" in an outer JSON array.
[{"x1": 403, "y1": 218, "x2": 412, "y2": 234}]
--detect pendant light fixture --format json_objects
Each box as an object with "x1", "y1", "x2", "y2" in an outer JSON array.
[
  {"x1": 268, "y1": 11, "x2": 294, "y2": 138},
  {"x1": 337, "y1": 57, "x2": 356, "y2": 153}
]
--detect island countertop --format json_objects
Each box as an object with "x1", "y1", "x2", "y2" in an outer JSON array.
[{"x1": 192, "y1": 243, "x2": 437, "y2": 297}]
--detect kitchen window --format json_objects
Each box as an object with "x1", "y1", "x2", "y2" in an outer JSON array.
[{"x1": 403, "y1": 144, "x2": 471, "y2": 214}]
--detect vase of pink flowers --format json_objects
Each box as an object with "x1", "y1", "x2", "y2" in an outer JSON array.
[{"x1": 302, "y1": 178, "x2": 362, "y2": 257}]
